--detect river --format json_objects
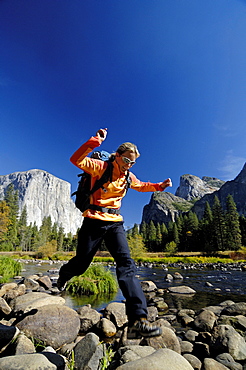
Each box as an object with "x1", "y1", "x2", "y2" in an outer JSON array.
[{"x1": 20, "y1": 260, "x2": 246, "y2": 313}]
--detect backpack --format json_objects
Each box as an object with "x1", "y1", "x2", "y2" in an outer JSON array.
[{"x1": 72, "y1": 150, "x2": 131, "y2": 213}]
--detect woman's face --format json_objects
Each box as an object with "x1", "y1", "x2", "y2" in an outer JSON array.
[{"x1": 115, "y1": 150, "x2": 137, "y2": 173}]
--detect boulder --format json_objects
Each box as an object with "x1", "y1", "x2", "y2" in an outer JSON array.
[
  {"x1": 0, "y1": 352, "x2": 67, "y2": 370},
  {"x1": 115, "y1": 348, "x2": 193, "y2": 369},
  {"x1": 168, "y1": 286, "x2": 196, "y2": 295},
  {"x1": 183, "y1": 353, "x2": 202, "y2": 370},
  {"x1": 141, "y1": 326, "x2": 181, "y2": 353},
  {"x1": 104, "y1": 302, "x2": 128, "y2": 328},
  {"x1": 96, "y1": 318, "x2": 117, "y2": 338},
  {"x1": 0, "y1": 283, "x2": 18, "y2": 297},
  {"x1": 140, "y1": 281, "x2": 157, "y2": 292},
  {"x1": 16, "y1": 304, "x2": 80, "y2": 349},
  {"x1": 74, "y1": 332, "x2": 103, "y2": 370},
  {"x1": 0, "y1": 298, "x2": 11, "y2": 315},
  {"x1": 193, "y1": 309, "x2": 217, "y2": 332},
  {"x1": 216, "y1": 353, "x2": 243, "y2": 370},
  {"x1": 203, "y1": 357, "x2": 230, "y2": 369},
  {"x1": 210, "y1": 324, "x2": 246, "y2": 361},
  {"x1": 77, "y1": 304, "x2": 101, "y2": 333},
  {"x1": 10, "y1": 292, "x2": 65, "y2": 313}
]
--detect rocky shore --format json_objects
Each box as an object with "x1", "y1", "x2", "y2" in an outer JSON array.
[{"x1": 0, "y1": 262, "x2": 246, "y2": 369}]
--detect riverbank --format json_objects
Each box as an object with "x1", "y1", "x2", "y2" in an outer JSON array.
[{"x1": 0, "y1": 261, "x2": 246, "y2": 368}]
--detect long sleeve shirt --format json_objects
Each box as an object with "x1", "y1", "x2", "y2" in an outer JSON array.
[{"x1": 70, "y1": 135, "x2": 165, "y2": 222}]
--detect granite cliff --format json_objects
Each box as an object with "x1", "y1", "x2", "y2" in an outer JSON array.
[
  {"x1": 0, "y1": 169, "x2": 82, "y2": 235},
  {"x1": 192, "y1": 163, "x2": 246, "y2": 219},
  {"x1": 175, "y1": 174, "x2": 225, "y2": 200},
  {"x1": 142, "y1": 173, "x2": 226, "y2": 225}
]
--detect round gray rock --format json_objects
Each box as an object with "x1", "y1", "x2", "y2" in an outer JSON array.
[{"x1": 16, "y1": 304, "x2": 80, "y2": 349}]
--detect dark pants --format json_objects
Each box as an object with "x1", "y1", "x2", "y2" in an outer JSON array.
[{"x1": 59, "y1": 217, "x2": 148, "y2": 321}]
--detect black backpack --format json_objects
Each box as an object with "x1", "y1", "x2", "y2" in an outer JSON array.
[{"x1": 72, "y1": 151, "x2": 131, "y2": 213}]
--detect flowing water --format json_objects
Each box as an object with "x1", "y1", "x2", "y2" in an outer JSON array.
[{"x1": 20, "y1": 260, "x2": 246, "y2": 313}]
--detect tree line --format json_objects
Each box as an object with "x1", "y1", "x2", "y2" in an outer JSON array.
[
  {"x1": 0, "y1": 184, "x2": 78, "y2": 254},
  {"x1": 127, "y1": 194, "x2": 246, "y2": 254},
  {"x1": 1, "y1": 184, "x2": 245, "y2": 256}
]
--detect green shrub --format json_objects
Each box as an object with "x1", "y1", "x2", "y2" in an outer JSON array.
[
  {"x1": 0, "y1": 256, "x2": 22, "y2": 283},
  {"x1": 67, "y1": 264, "x2": 118, "y2": 295}
]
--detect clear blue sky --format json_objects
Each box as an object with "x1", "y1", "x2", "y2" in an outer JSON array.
[{"x1": 1, "y1": 0, "x2": 246, "y2": 229}]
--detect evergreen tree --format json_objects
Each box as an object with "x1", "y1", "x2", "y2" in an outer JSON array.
[
  {"x1": 172, "y1": 223, "x2": 180, "y2": 247},
  {"x1": 239, "y1": 216, "x2": 246, "y2": 247},
  {"x1": 63, "y1": 232, "x2": 73, "y2": 251},
  {"x1": 212, "y1": 196, "x2": 227, "y2": 251},
  {"x1": 39, "y1": 216, "x2": 53, "y2": 246},
  {"x1": 186, "y1": 211, "x2": 199, "y2": 251},
  {"x1": 160, "y1": 223, "x2": 168, "y2": 247},
  {"x1": 199, "y1": 202, "x2": 215, "y2": 254},
  {"x1": 156, "y1": 223, "x2": 162, "y2": 250},
  {"x1": 18, "y1": 206, "x2": 28, "y2": 251},
  {"x1": 57, "y1": 225, "x2": 64, "y2": 251},
  {"x1": 225, "y1": 194, "x2": 241, "y2": 250},
  {"x1": 140, "y1": 221, "x2": 147, "y2": 242},
  {"x1": 132, "y1": 223, "x2": 139, "y2": 237},
  {"x1": 30, "y1": 222, "x2": 40, "y2": 251},
  {"x1": 147, "y1": 221, "x2": 157, "y2": 251}
]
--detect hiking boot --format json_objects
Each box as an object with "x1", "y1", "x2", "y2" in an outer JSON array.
[
  {"x1": 56, "y1": 276, "x2": 67, "y2": 292},
  {"x1": 127, "y1": 318, "x2": 162, "y2": 339}
]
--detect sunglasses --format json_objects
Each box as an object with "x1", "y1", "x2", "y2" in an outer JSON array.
[{"x1": 121, "y1": 156, "x2": 136, "y2": 166}]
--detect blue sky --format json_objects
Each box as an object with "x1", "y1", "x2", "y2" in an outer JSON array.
[{"x1": 1, "y1": 0, "x2": 246, "y2": 229}]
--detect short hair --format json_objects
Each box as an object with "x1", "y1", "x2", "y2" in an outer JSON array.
[{"x1": 116, "y1": 142, "x2": 140, "y2": 158}]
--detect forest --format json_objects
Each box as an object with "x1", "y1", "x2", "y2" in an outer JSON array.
[{"x1": 1, "y1": 183, "x2": 245, "y2": 256}]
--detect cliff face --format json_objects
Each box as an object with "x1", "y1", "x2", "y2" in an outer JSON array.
[
  {"x1": 142, "y1": 192, "x2": 192, "y2": 225},
  {"x1": 0, "y1": 169, "x2": 82, "y2": 235},
  {"x1": 175, "y1": 174, "x2": 224, "y2": 200},
  {"x1": 142, "y1": 163, "x2": 246, "y2": 225},
  {"x1": 191, "y1": 163, "x2": 246, "y2": 219},
  {"x1": 142, "y1": 173, "x2": 225, "y2": 225}
]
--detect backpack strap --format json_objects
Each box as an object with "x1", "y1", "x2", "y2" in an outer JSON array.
[
  {"x1": 89, "y1": 160, "x2": 113, "y2": 196},
  {"x1": 87, "y1": 163, "x2": 131, "y2": 214},
  {"x1": 125, "y1": 170, "x2": 132, "y2": 193}
]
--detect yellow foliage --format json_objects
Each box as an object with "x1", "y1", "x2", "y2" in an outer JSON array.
[
  {"x1": 0, "y1": 201, "x2": 10, "y2": 241},
  {"x1": 127, "y1": 234, "x2": 147, "y2": 259},
  {"x1": 37, "y1": 240, "x2": 58, "y2": 258}
]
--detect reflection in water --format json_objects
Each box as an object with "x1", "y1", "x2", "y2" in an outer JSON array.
[{"x1": 64, "y1": 291, "x2": 118, "y2": 311}]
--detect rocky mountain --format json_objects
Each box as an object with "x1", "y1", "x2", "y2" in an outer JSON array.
[
  {"x1": 0, "y1": 169, "x2": 82, "y2": 235},
  {"x1": 142, "y1": 192, "x2": 192, "y2": 225},
  {"x1": 192, "y1": 163, "x2": 246, "y2": 219},
  {"x1": 142, "y1": 173, "x2": 226, "y2": 225},
  {"x1": 175, "y1": 174, "x2": 225, "y2": 200}
]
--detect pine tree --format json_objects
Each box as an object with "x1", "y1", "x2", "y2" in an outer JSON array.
[
  {"x1": 132, "y1": 223, "x2": 139, "y2": 237},
  {"x1": 156, "y1": 223, "x2": 162, "y2": 250},
  {"x1": 239, "y1": 216, "x2": 246, "y2": 247},
  {"x1": 199, "y1": 202, "x2": 215, "y2": 254},
  {"x1": 18, "y1": 206, "x2": 29, "y2": 251},
  {"x1": 160, "y1": 223, "x2": 168, "y2": 247},
  {"x1": 172, "y1": 223, "x2": 180, "y2": 246},
  {"x1": 57, "y1": 226, "x2": 64, "y2": 251},
  {"x1": 39, "y1": 216, "x2": 53, "y2": 246},
  {"x1": 212, "y1": 196, "x2": 227, "y2": 251},
  {"x1": 147, "y1": 221, "x2": 157, "y2": 251},
  {"x1": 140, "y1": 221, "x2": 147, "y2": 241},
  {"x1": 225, "y1": 194, "x2": 241, "y2": 251}
]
